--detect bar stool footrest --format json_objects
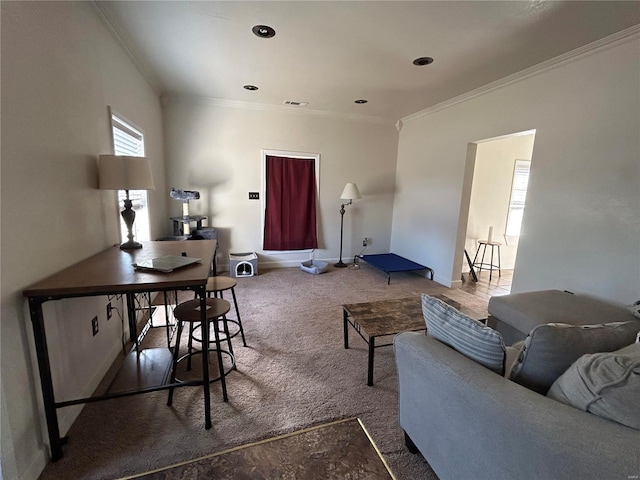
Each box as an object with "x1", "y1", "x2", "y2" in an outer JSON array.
[
  {"x1": 174, "y1": 348, "x2": 236, "y2": 384},
  {"x1": 189, "y1": 320, "x2": 244, "y2": 344}
]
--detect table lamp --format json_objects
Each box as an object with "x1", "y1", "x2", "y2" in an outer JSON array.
[
  {"x1": 335, "y1": 182, "x2": 362, "y2": 268},
  {"x1": 98, "y1": 155, "x2": 155, "y2": 249}
]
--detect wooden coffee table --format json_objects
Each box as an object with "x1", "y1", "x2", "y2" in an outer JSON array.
[{"x1": 343, "y1": 294, "x2": 483, "y2": 385}]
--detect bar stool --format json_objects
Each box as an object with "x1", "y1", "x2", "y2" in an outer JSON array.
[
  {"x1": 205, "y1": 276, "x2": 247, "y2": 347},
  {"x1": 187, "y1": 276, "x2": 247, "y2": 363},
  {"x1": 167, "y1": 297, "x2": 234, "y2": 426},
  {"x1": 472, "y1": 240, "x2": 502, "y2": 280}
]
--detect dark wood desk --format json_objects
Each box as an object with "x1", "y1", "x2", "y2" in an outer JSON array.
[{"x1": 23, "y1": 240, "x2": 217, "y2": 461}]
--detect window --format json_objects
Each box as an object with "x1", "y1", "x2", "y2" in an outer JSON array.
[
  {"x1": 111, "y1": 112, "x2": 151, "y2": 243},
  {"x1": 505, "y1": 160, "x2": 530, "y2": 236},
  {"x1": 262, "y1": 150, "x2": 320, "y2": 251}
]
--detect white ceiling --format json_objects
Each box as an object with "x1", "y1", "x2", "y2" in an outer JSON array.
[{"x1": 97, "y1": 1, "x2": 640, "y2": 123}]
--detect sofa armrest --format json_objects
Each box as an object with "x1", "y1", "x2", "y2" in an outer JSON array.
[{"x1": 394, "y1": 331, "x2": 640, "y2": 480}]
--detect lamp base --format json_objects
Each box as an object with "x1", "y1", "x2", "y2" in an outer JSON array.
[
  {"x1": 120, "y1": 240, "x2": 143, "y2": 250},
  {"x1": 334, "y1": 261, "x2": 348, "y2": 268}
]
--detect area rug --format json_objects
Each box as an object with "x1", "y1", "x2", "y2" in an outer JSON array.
[
  {"x1": 119, "y1": 417, "x2": 394, "y2": 479},
  {"x1": 38, "y1": 265, "x2": 486, "y2": 479}
]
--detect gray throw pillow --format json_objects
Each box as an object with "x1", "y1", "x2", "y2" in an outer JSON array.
[
  {"x1": 510, "y1": 321, "x2": 640, "y2": 394},
  {"x1": 627, "y1": 299, "x2": 640, "y2": 319},
  {"x1": 547, "y1": 342, "x2": 640, "y2": 430},
  {"x1": 422, "y1": 294, "x2": 506, "y2": 374}
]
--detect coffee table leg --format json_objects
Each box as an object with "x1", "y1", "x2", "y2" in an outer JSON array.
[
  {"x1": 343, "y1": 309, "x2": 349, "y2": 349},
  {"x1": 367, "y1": 336, "x2": 375, "y2": 386}
]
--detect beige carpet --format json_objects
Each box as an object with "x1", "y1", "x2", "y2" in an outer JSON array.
[{"x1": 39, "y1": 263, "x2": 489, "y2": 480}]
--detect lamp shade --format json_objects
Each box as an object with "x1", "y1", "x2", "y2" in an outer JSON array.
[
  {"x1": 340, "y1": 182, "x2": 362, "y2": 200},
  {"x1": 98, "y1": 155, "x2": 155, "y2": 191}
]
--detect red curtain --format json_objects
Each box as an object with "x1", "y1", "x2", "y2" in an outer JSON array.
[{"x1": 263, "y1": 155, "x2": 318, "y2": 250}]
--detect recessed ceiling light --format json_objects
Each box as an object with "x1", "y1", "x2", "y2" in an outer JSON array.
[
  {"x1": 413, "y1": 57, "x2": 434, "y2": 66},
  {"x1": 354, "y1": 99, "x2": 368, "y2": 104},
  {"x1": 243, "y1": 85, "x2": 259, "y2": 91},
  {"x1": 252, "y1": 25, "x2": 276, "y2": 38}
]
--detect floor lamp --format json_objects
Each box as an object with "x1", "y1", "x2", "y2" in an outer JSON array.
[
  {"x1": 334, "y1": 182, "x2": 362, "y2": 268},
  {"x1": 98, "y1": 155, "x2": 155, "y2": 250}
]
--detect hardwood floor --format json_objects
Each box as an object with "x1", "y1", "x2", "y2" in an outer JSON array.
[{"x1": 459, "y1": 268, "x2": 512, "y2": 302}]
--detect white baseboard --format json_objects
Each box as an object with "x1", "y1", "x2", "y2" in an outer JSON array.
[
  {"x1": 221, "y1": 258, "x2": 343, "y2": 271},
  {"x1": 432, "y1": 273, "x2": 453, "y2": 288},
  {"x1": 17, "y1": 448, "x2": 48, "y2": 480}
]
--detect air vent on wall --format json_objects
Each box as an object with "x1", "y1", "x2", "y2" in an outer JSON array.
[{"x1": 283, "y1": 100, "x2": 308, "y2": 106}]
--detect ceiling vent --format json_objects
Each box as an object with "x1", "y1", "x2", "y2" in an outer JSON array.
[{"x1": 283, "y1": 100, "x2": 308, "y2": 107}]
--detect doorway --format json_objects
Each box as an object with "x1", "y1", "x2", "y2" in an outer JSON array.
[{"x1": 460, "y1": 130, "x2": 536, "y2": 290}]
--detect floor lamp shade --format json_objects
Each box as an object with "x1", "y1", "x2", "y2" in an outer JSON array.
[
  {"x1": 340, "y1": 182, "x2": 362, "y2": 201},
  {"x1": 98, "y1": 155, "x2": 155, "y2": 250},
  {"x1": 335, "y1": 182, "x2": 362, "y2": 268}
]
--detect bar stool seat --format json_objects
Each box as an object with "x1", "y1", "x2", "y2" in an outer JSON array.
[
  {"x1": 167, "y1": 297, "x2": 234, "y2": 421},
  {"x1": 472, "y1": 240, "x2": 502, "y2": 281},
  {"x1": 205, "y1": 276, "x2": 247, "y2": 347}
]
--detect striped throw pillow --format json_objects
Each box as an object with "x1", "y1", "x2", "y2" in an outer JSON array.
[{"x1": 422, "y1": 294, "x2": 506, "y2": 374}]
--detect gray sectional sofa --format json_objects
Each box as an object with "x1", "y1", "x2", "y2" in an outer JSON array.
[{"x1": 394, "y1": 290, "x2": 640, "y2": 480}]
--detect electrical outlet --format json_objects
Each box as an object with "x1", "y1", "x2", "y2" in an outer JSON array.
[
  {"x1": 249, "y1": 192, "x2": 260, "y2": 200},
  {"x1": 106, "y1": 302, "x2": 112, "y2": 320},
  {"x1": 362, "y1": 237, "x2": 370, "y2": 246},
  {"x1": 91, "y1": 316, "x2": 99, "y2": 336}
]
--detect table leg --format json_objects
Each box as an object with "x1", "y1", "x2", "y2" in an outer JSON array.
[
  {"x1": 28, "y1": 297, "x2": 64, "y2": 461},
  {"x1": 343, "y1": 309, "x2": 349, "y2": 349},
  {"x1": 125, "y1": 293, "x2": 137, "y2": 344},
  {"x1": 367, "y1": 336, "x2": 375, "y2": 386},
  {"x1": 198, "y1": 289, "x2": 212, "y2": 429}
]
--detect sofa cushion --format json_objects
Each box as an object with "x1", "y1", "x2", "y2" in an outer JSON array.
[
  {"x1": 510, "y1": 321, "x2": 640, "y2": 394},
  {"x1": 547, "y1": 342, "x2": 640, "y2": 430},
  {"x1": 422, "y1": 294, "x2": 506, "y2": 374},
  {"x1": 488, "y1": 290, "x2": 638, "y2": 338}
]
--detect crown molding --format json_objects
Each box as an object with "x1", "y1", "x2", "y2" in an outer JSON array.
[
  {"x1": 165, "y1": 94, "x2": 395, "y2": 126},
  {"x1": 402, "y1": 24, "x2": 640, "y2": 124},
  {"x1": 91, "y1": 1, "x2": 164, "y2": 96}
]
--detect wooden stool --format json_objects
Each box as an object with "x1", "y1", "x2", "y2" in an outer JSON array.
[
  {"x1": 167, "y1": 297, "x2": 233, "y2": 427},
  {"x1": 205, "y1": 276, "x2": 247, "y2": 347},
  {"x1": 472, "y1": 240, "x2": 502, "y2": 280}
]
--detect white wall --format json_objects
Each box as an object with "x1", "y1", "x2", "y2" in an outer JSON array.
[
  {"x1": 466, "y1": 133, "x2": 535, "y2": 271},
  {"x1": 393, "y1": 32, "x2": 640, "y2": 303},
  {"x1": 162, "y1": 99, "x2": 399, "y2": 268},
  {"x1": 1, "y1": 3, "x2": 165, "y2": 479}
]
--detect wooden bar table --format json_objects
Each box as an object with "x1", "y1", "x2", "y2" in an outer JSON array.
[{"x1": 23, "y1": 240, "x2": 217, "y2": 461}]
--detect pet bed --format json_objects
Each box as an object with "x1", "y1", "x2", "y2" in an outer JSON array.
[
  {"x1": 360, "y1": 253, "x2": 433, "y2": 284},
  {"x1": 300, "y1": 259, "x2": 329, "y2": 275}
]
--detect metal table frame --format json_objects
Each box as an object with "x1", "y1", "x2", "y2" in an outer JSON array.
[{"x1": 23, "y1": 240, "x2": 220, "y2": 461}]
